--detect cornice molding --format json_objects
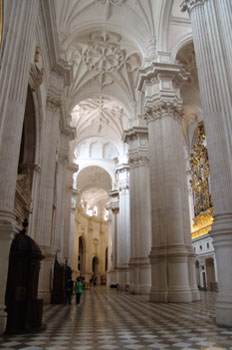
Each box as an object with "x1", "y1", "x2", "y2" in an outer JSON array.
[
  {"x1": 123, "y1": 126, "x2": 148, "y2": 144},
  {"x1": 136, "y1": 62, "x2": 187, "y2": 92}
]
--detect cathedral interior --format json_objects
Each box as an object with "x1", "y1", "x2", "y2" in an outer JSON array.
[{"x1": 1, "y1": 0, "x2": 232, "y2": 348}]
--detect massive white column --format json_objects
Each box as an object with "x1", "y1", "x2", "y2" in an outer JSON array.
[
  {"x1": 64, "y1": 164, "x2": 78, "y2": 263},
  {"x1": 137, "y1": 63, "x2": 200, "y2": 303},
  {"x1": 54, "y1": 134, "x2": 70, "y2": 262},
  {"x1": 115, "y1": 165, "x2": 130, "y2": 290},
  {"x1": 181, "y1": 0, "x2": 232, "y2": 326},
  {"x1": 107, "y1": 190, "x2": 119, "y2": 286},
  {"x1": 36, "y1": 90, "x2": 60, "y2": 303},
  {"x1": 124, "y1": 126, "x2": 152, "y2": 294},
  {"x1": 0, "y1": 0, "x2": 39, "y2": 333}
]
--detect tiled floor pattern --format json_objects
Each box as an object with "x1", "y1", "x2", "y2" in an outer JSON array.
[{"x1": 1, "y1": 288, "x2": 232, "y2": 350}]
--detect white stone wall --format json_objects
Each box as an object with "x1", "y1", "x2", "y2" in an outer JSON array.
[{"x1": 72, "y1": 207, "x2": 108, "y2": 285}]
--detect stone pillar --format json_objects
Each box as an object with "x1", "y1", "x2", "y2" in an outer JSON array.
[
  {"x1": 124, "y1": 126, "x2": 152, "y2": 294},
  {"x1": 53, "y1": 134, "x2": 70, "y2": 262},
  {"x1": 137, "y1": 62, "x2": 200, "y2": 303},
  {"x1": 115, "y1": 165, "x2": 130, "y2": 291},
  {"x1": 107, "y1": 190, "x2": 119, "y2": 286},
  {"x1": 181, "y1": 0, "x2": 232, "y2": 327},
  {"x1": 68, "y1": 189, "x2": 78, "y2": 271},
  {"x1": 106, "y1": 204, "x2": 113, "y2": 286},
  {"x1": 64, "y1": 165, "x2": 78, "y2": 263},
  {"x1": 36, "y1": 80, "x2": 61, "y2": 303},
  {"x1": 0, "y1": 0, "x2": 39, "y2": 333}
]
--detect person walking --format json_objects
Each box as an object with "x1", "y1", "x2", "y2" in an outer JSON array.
[
  {"x1": 64, "y1": 278, "x2": 73, "y2": 305},
  {"x1": 75, "y1": 277, "x2": 83, "y2": 305}
]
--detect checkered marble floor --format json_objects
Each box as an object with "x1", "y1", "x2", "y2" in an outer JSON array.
[{"x1": 1, "y1": 288, "x2": 232, "y2": 350}]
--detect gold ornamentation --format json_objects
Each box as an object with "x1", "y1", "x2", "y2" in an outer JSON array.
[
  {"x1": 190, "y1": 122, "x2": 214, "y2": 239},
  {"x1": 189, "y1": 122, "x2": 213, "y2": 217}
]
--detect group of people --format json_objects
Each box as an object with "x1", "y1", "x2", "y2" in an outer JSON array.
[{"x1": 64, "y1": 277, "x2": 83, "y2": 305}]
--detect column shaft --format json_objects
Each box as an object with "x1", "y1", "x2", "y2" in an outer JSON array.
[
  {"x1": 181, "y1": 0, "x2": 232, "y2": 326},
  {"x1": 0, "y1": 0, "x2": 39, "y2": 334},
  {"x1": 124, "y1": 127, "x2": 152, "y2": 294},
  {"x1": 116, "y1": 165, "x2": 130, "y2": 291},
  {"x1": 137, "y1": 62, "x2": 200, "y2": 302}
]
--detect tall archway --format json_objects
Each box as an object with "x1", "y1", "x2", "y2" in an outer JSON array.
[{"x1": 206, "y1": 257, "x2": 216, "y2": 291}]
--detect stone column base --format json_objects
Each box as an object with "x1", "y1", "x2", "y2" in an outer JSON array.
[
  {"x1": 107, "y1": 270, "x2": 117, "y2": 286},
  {"x1": 129, "y1": 257, "x2": 151, "y2": 295},
  {"x1": 117, "y1": 267, "x2": 129, "y2": 291},
  {"x1": 0, "y1": 306, "x2": 7, "y2": 335},
  {"x1": 38, "y1": 248, "x2": 55, "y2": 304}
]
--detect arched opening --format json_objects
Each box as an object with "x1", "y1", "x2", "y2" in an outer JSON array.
[{"x1": 206, "y1": 257, "x2": 216, "y2": 291}]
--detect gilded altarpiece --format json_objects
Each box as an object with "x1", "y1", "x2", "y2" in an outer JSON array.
[{"x1": 189, "y1": 122, "x2": 214, "y2": 239}]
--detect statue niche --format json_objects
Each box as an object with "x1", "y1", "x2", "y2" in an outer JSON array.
[{"x1": 5, "y1": 219, "x2": 44, "y2": 333}]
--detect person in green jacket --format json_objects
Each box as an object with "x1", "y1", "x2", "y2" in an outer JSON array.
[{"x1": 75, "y1": 277, "x2": 83, "y2": 305}]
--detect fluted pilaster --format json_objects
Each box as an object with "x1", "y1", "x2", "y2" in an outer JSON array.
[
  {"x1": 124, "y1": 126, "x2": 151, "y2": 294},
  {"x1": 115, "y1": 164, "x2": 130, "y2": 290},
  {"x1": 107, "y1": 190, "x2": 119, "y2": 286},
  {"x1": 181, "y1": 0, "x2": 232, "y2": 327},
  {"x1": 0, "y1": 0, "x2": 39, "y2": 334}
]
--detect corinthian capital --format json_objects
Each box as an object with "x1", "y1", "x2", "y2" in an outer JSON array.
[
  {"x1": 181, "y1": 0, "x2": 207, "y2": 14},
  {"x1": 144, "y1": 99, "x2": 183, "y2": 123}
]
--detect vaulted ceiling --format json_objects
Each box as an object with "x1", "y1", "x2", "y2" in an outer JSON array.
[{"x1": 53, "y1": 0, "x2": 197, "y2": 213}]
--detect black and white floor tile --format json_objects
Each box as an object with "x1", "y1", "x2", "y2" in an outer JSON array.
[{"x1": 1, "y1": 288, "x2": 232, "y2": 350}]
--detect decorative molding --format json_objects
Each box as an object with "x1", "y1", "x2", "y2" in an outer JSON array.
[
  {"x1": 136, "y1": 62, "x2": 187, "y2": 92},
  {"x1": 111, "y1": 207, "x2": 119, "y2": 214},
  {"x1": 62, "y1": 31, "x2": 141, "y2": 106},
  {"x1": 96, "y1": 0, "x2": 125, "y2": 20},
  {"x1": 181, "y1": 0, "x2": 208, "y2": 14},
  {"x1": 46, "y1": 96, "x2": 61, "y2": 111},
  {"x1": 71, "y1": 96, "x2": 128, "y2": 137},
  {"x1": 58, "y1": 153, "x2": 69, "y2": 165}
]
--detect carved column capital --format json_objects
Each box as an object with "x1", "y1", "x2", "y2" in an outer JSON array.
[
  {"x1": 136, "y1": 62, "x2": 186, "y2": 124},
  {"x1": 115, "y1": 164, "x2": 130, "y2": 192},
  {"x1": 181, "y1": 0, "x2": 208, "y2": 14},
  {"x1": 46, "y1": 96, "x2": 61, "y2": 112},
  {"x1": 144, "y1": 99, "x2": 183, "y2": 123},
  {"x1": 129, "y1": 154, "x2": 149, "y2": 168}
]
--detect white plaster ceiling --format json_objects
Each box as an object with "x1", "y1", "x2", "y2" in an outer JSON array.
[
  {"x1": 71, "y1": 96, "x2": 128, "y2": 142},
  {"x1": 54, "y1": 0, "x2": 164, "y2": 115},
  {"x1": 76, "y1": 166, "x2": 112, "y2": 211},
  {"x1": 54, "y1": 0, "x2": 198, "y2": 208}
]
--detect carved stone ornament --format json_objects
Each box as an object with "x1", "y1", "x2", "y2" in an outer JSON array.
[
  {"x1": 46, "y1": 96, "x2": 61, "y2": 111},
  {"x1": 129, "y1": 154, "x2": 149, "y2": 168},
  {"x1": 65, "y1": 31, "x2": 141, "y2": 91},
  {"x1": 181, "y1": 0, "x2": 208, "y2": 14},
  {"x1": 144, "y1": 100, "x2": 183, "y2": 123}
]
